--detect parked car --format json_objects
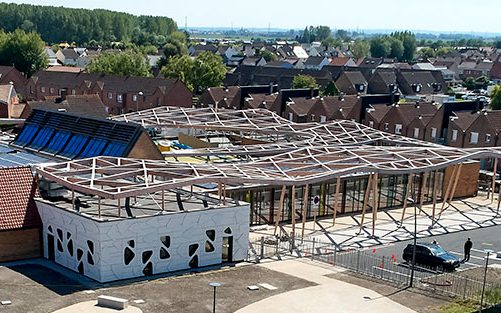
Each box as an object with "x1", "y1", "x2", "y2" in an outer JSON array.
[{"x1": 402, "y1": 243, "x2": 460, "y2": 272}]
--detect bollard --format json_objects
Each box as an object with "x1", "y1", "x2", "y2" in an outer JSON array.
[
  {"x1": 311, "y1": 238, "x2": 316, "y2": 261},
  {"x1": 356, "y1": 250, "x2": 361, "y2": 273},
  {"x1": 260, "y1": 236, "x2": 265, "y2": 260}
]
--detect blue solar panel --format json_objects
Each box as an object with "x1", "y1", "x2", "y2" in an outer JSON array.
[
  {"x1": 30, "y1": 127, "x2": 54, "y2": 150},
  {"x1": 60, "y1": 134, "x2": 89, "y2": 159},
  {"x1": 0, "y1": 158, "x2": 21, "y2": 168},
  {"x1": 44, "y1": 131, "x2": 71, "y2": 154},
  {"x1": 102, "y1": 142, "x2": 128, "y2": 157},
  {"x1": 0, "y1": 145, "x2": 14, "y2": 153},
  {"x1": 14, "y1": 124, "x2": 39, "y2": 146},
  {"x1": 78, "y1": 138, "x2": 107, "y2": 158}
]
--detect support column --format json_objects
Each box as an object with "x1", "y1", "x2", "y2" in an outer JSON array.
[
  {"x1": 333, "y1": 177, "x2": 341, "y2": 226},
  {"x1": 448, "y1": 163, "x2": 463, "y2": 204},
  {"x1": 359, "y1": 174, "x2": 373, "y2": 234},
  {"x1": 439, "y1": 165, "x2": 458, "y2": 214},
  {"x1": 161, "y1": 190, "x2": 165, "y2": 211},
  {"x1": 118, "y1": 198, "x2": 121, "y2": 217},
  {"x1": 491, "y1": 158, "x2": 498, "y2": 203},
  {"x1": 274, "y1": 186, "x2": 286, "y2": 236},
  {"x1": 431, "y1": 170, "x2": 440, "y2": 226},
  {"x1": 301, "y1": 185, "x2": 309, "y2": 240},
  {"x1": 401, "y1": 174, "x2": 414, "y2": 224},
  {"x1": 419, "y1": 172, "x2": 428, "y2": 213},
  {"x1": 98, "y1": 197, "x2": 101, "y2": 218},
  {"x1": 291, "y1": 185, "x2": 296, "y2": 239},
  {"x1": 372, "y1": 173, "x2": 379, "y2": 237}
]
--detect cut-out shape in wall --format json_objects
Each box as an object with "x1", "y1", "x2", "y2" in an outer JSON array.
[
  {"x1": 67, "y1": 239, "x2": 74, "y2": 257},
  {"x1": 66, "y1": 232, "x2": 71, "y2": 239},
  {"x1": 205, "y1": 241, "x2": 215, "y2": 252},
  {"x1": 57, "y1": 229, "x2": 63, "y2": 240},
  {"x1": 160, "y1": 247, "x2": 170, "y2": 259},
  {"x1": 78, "y1": 261, "x2": 84, "y2": 274},
  {"x1": 57, "y1": 240, "x2": 64, "y2": 252},
  {"x1": 87, "y1": 240, "x2": 94, "y2": 254},
  {"x1": 87, "y1": 252, "x2": 94, "y2": 265},
  {"x1": 189, "y1": 255, "x2": 199, "y2": 268},
  {"x1": 48, "y1": 225, "x2": 53, "y2": 233},
  {"x1": 189, "y1": 244, "x2": 199, "y2": 257},
  {"x1": 160, "y1": 236, "x2": 170, "y2": 248},
  {"x1": 127, "y1": 240, "x2": 135, "y2": 248},
  {"x1": 224, "y1": 227, "x2": 232, "y2": 235},
  {"x1": 142, "y1": 250, "x2": 153, "y2": 264},
  {"x1": 124, "y1": 247, "x2": 135, "y2": 265},
  {"x1": 77, "y1": 248, "x2": 83, "y2": 261},
  {"x1": 206, "y1": 230, "x2": 215, "y2": 241},
  {"x1": 143, "y1": 262, "x2": 153, "y2": 276}
]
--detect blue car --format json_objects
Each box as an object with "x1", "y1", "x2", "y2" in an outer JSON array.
[{"x1": 402, "y1": 242, "x2": 460, "y2": 272}]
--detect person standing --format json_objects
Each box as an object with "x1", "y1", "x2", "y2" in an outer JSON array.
[{"x1": 463, "y1": 238, "x2": 473, "y2": 262}]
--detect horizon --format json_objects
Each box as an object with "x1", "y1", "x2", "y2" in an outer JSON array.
[{"x1": 4, "y1": 0, "x2": 501, "y2": 35}]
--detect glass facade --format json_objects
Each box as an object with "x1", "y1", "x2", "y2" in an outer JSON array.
[{"x1": 229, "y1": 171, "x2": 445, "y2": 226}]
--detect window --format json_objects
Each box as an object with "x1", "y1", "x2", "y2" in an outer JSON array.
[
  {"x1": 71, "y1": 89, "x2": 76, "y2": 95},
  {"x1": 395, "y1": 124, "x2": 402, "y2": 134},
  {"x1": 413, "y1": 128, "x2": 420, "y2": 138},
  {"x1": 431, "y1": 127, "x2": 437, "y2": 138},
  {"x1": 132, "y1": 94, "x2": 138, "y2": 102},
  {"x1": 486, "y1": 134, "x2": 491, "y2": 143},
  {"x1": 108, "y1": 92, "x2": 113, "y2": 99},
  {"x1": 117, "y1": 94, "x2": 123, "y2": 103},
  {"x1": 30, "y1": 86, "x2": 33, "y2": 94},
  {"x1": 470, "y1": 132, "x2": 479, "y2": 144},
  {"x1": 310, "y1": 114, "x2": 315, "y2": 121},
  {"x1": 41, "y1": 87, "x2": 46, "y2": 93},
  {"x1": 320, "y1": 115, "x2": 327, "y2": 122},
  {"x1": 369, "y1": 121, "x2": 374, "y2": 128},
  {"x1": 451, "y1": 129, "x2": 458, "y2": 142},
  {"x1": 289, "y1": 113, "x2": 294, "y2": 121},
  {"x1": 384, "y1": 123, "x2": 389, "y2": 131},
  {"x1": 50, "y1": 87, "x2": 54, "y2": 94}
]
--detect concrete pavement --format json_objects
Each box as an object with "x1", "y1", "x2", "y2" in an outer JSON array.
[{"x1": 234, "y1": 260, "x2": 417, "y2": 313}]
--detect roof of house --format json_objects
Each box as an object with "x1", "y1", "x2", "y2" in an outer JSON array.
[
  {"x1": 0, "y1": 66, "x2": 16, "y2": 77},
  {"x1": 12, "y1": 109, "x2": 145, "y2": 160},
  {"x1": 397, "y1": 71, "x2": 441, "y2": 94},
  {"x1": 396, "y1": 102, "x2": 438, "y2": 125},
  {"x1": 287, "y1": 97, "x2": 316, "y2": 117},
  {"x1": 451, "y1": 111, "x2": 480, "y2": 131},
  {"x1": 304, "y1": 56, "x2": 327, "y2": 66},
  {"x1": 60, "y1": 48, "x2": 80, "y2": 59},
  {"x1": 329, "y1": 57, "x2": 353, "y2": 67},
  {"x1": 0, "y1": 166, "x2": 41, "y2": 231},
  {"x1": 204, "y1": 86, "x2": 240, "y2": 105},
  {"x1": 484, "y1": 110, "x2": 501, "y2": 133},
  {"x1": 45, "y1": 66, "x2": 83, "y2": 73},
  {"x1": 342, "y1": 71, "x2": 367, "y2": 85},
  {"x1": 0, "y1": 84, "x2": 14, "y2": 104},
  {"x1": 367, "y1": 105, "x2": 391, "y2": 123},
  {"x1": 244, "y1": 93, "x2": 278, "y2": 109},
  {"x1": 26, "y1": 94, "x2": 108, "y2": 118}
]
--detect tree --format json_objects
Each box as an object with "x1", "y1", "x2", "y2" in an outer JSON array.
[
  {"x1": 370, "y1": 36, "x2": 391, "y2": 58},
  {"x1": 292, "y1": 75, "x2": 318, "y2": 89},
  {"x1": 322, "y1": 81, "x2": 339, "y2": 96},
  {"x1": 418, "y1": 47, "x2": 436, "y2": 59},
  {"x1": 350, "y1": 40, "x2": 370, "y2": 59},
  {"x1": 392, "y1": 31, "x2": 416, "y2": 61},
  {"x1": 87, "y1": 50, "x2": 151, "y2": 77},
  {"x1": 463, "y1": 77, "x2": 476, "y2": 90},
  {"x1": 315, "y1": 26, "x2": 332, "y2": 42},
  {"x1": 322, "y1": 37, "x2": 341, "y2": 48},
  {"x1": 0, "y1": 29, "x2": 47, "y2": 77},
  {"x1": 491, "y1": 85, "x2": 501, "y2": 110},
  {"x1": 389, "y1": 37, "x2": 404, "y2": 60},
  {"x1": 161, "y1": 51, "x2": 227, "y2": 93},
  {"x1": 257, "y1": 49, "x2": 277, "y2": 62},
  {"x1": 336, "y1": 29, "x2": 350, "y2": 41}
]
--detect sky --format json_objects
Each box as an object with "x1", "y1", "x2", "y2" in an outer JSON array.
[{"x1": 5, "y1": 0, "x2": 501, "y2": 34}]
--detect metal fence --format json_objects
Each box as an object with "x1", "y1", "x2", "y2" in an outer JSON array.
[{"x1": 250, "y1": 234, "x2": 499, "y2": 304}]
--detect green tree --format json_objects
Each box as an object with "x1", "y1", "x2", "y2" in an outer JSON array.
[
  {"x1": 389, "y1": 37, "x2": 404, "y2": 60},
  {"x1": 490, "y1": 85, "x2": 501, "y2": 110},
  {"x1": 392, "y1": 31, "x2": 416, "y2": 61},
  {"x1": 87, "y1": 50, "x2": 151, "y2": 77},
  {"x1": 0, "y1": 29, "x2": 48, "y2": 77},
  {"x1": 418, "y1": 47, "x2": 436, "y2": 59},
  {"x1": 315, "y1": 26, "x2": 332, "y2": 42},
  {"x1": 292, "y1": 74, "x2": 318, "y2": 89},
  {"x1": 463, "y1": 77, "x2": 476, "y2": 90},
  {"x1": 350, "y1": 40, "x2": 370, "y2": 59},
  {"x1": 161, "y1": 51, "x2": 227, "y2": 93},
  {"x1": 322, "y1": 81, "x2": 339, "y2": 96},
  {"x1": 322, "y1": 37, "x2": 342, "y2": 48},
  {"x1": 370, "y1": 36, "x2": 391, "y2": 58},
  {"x1": 257, "y1": 49, "x2": 277, "y2": 62}
]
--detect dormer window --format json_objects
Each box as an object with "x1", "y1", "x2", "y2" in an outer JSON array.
[
  {"x1": 412, "y1": 84, "x2": 422, "y2": 93},
  {"x1": 432, "y1": 83, "x2": 442, "y2": 92},
  {"x1": 356, "y1": 84, "x2": 365, "y2": 92},
  {"x1": 117, "y1": 94, "x2": 123, "y2": 103}
]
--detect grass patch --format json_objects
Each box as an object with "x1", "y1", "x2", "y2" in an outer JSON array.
[{"x1": 440, "y1": 299, "x2": 479, "y2": 313}]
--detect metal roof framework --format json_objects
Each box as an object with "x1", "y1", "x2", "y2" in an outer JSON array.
[
  {"x1": 112, "y1": 107, "x2": 440, "y2": 157},
  {"x1": 36, "y1": 145, "x2": 501, "y2": 200}
]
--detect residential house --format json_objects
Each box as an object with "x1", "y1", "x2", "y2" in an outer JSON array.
[
  {"x1": 293, "y1": 46, "x2": 309, "y2": 60},
  {"x1": 0, "y1": 167, "x2": 42, "y2": 262},
  {"x1": 21, "y1": 94, "x2": 108, "y2": 119},
  {"x1": 308, "y1": 95, "x2": 362, "y2": 122},
  {"x1": 26, "y1": 71, "x2": 193, "y2": 114},
  {"x1": 491, "y1": 59, "x2": 501, "y2": 83},
  {"x1": 241, "y1": 57, "x2": 266, "y2": 67},
  {"x1": 45, "y1": 47, "x2": 60, "y2": 67},
  {"x1": 0, "y1": 84, "x2": 20, "y2": 118},
  {"x1": 303, "y1": 56, "x2": 330, "y2": 70},
  {"x1": 0, "y1": 66, "x2": 27, "y2": 97},
  {"x1": 364, "y1": 104, "x2": 391, "y2": 130},
  {"x1": 396, "y1": 70, "x2": 445, "y2": 96},
  {"x1": 367, "y1": 70, "x2": 398, "y2": 95},
  {"x1": 447, "y1": 110, "x2": 501, "y2": 149},
  {"x1": 243, "y1": 93, "x2": 278, "y2": 110},
  {"x1": 285, "y1": 97, "x2": 316, "y2": 122},
  {"x1": 199, "y1": 86, "x2": 240, "y2": 109},
  {"x1": 56, "y1": 48, "x2": 81, "y2": 66},
  {"x1": 335, "y1": 71, "x2": 368, "y2": 95},
  {"x1": 188, "y1": 44, "x2": 218, "y2": 56}
]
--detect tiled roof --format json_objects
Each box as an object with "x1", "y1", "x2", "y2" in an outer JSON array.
[
  {"x1": 452, "y1": 111, "x2": 479, "y2": 131},
  {"x1": 26, "y1": 94, "x2": 108, "y2": 118},
  {"x1": 0, "y1": 167, "x2": 41, "y2": 231}
]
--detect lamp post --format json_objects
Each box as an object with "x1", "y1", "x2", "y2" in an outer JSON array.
[
  {"x1": 209, "y1": 282, "x2": 222, "y2": 313},
  {"x1": 407, "y1": 195, "x2": 418, "y2": 288},
  {"x1": 480, "y1": 249, "x2": 494, "y2": 313}
]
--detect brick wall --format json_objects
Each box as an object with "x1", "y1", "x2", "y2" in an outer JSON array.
[
  {"x1": 443, "y1": 162, "x2": 480, "y2": 199},
  {"x1": 0, "y1": 228, "x2": 41, "y2": 262}
]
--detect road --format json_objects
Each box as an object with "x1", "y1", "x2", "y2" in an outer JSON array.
[{"x1": 369, "y1": 224, "x2": 501, "y2": 270}]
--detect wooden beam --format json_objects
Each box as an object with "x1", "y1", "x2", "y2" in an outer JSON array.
[
  {"x1": 448, "y1": 163, "x2": 463, "y2": 204},
  {"x1": 359, "y1": 174, "x2": 373, "y2": 234},
  {"x1": 333, "y1": 177, "x2": 341, "y2": 226},
  {"x1": 419, "y1": 172, "x2": 428, "y2": 212},
  {"x1": 372, "y1": 173, "x2": 379, "y2": 237},
  {"x1": 98, "y1": 197, "x2": 101, "y2": 218},
  {"x1": 217, "y1": 181, "x2": 222, "y2": 202},
  {"x1": 439, "y1": 165, "x2": 458, "y2": 214},
  {"x1": 291, "y1": 185, "x2": 296, "y2": 240},
  {"x1": 401, "y1": 174, "x2": 414, "y2": 224},
  {"x1": 497, "y1": 181, "x2": 501, "y2": 215},
  {"x1": 301, "y1": 185, "x2": 309, "y2": 240},
  {"x1": 118, "y1": 198, "x2": 121, "y2": 217},
  {"x1": 431, "y1": 170, "x2": 440, "y2": 225},
  {"x1": 161, "y1": 190, "x2": 165, "y2": 211},
  {"x1": 222, "y1": 183, "x2": 226, "y2": 205},
  {"x1": 274, "y1": 186, "x2": 286, "y2": 236},
  {"x1": 492, "y1": 158, "x2": 498, "y2": 203}
]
